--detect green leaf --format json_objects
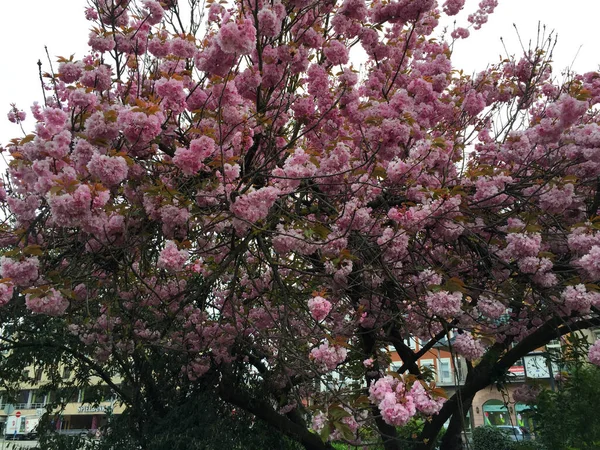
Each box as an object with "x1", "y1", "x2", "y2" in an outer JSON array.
[
  {"x1": 333, "y1": 421, "x2": 355, "y2": 441},
  {"x1": 319, "y1": 423, "x2": 331, "y2": 442},
  {"x1": 329, "y1": 405, "x2": 351, "y2": 420}
]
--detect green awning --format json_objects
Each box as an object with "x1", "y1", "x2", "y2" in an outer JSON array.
[{"x1": 483, "y1": 405, "x2": 508, "y2": 412}]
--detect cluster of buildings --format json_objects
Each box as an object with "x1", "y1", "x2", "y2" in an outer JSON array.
[
  {"x1": 1, "y1": 328, "x2": 597, "y2": 439},
  {"x1": 0, "y1": 367, "x2": 124, "y2": 438}
]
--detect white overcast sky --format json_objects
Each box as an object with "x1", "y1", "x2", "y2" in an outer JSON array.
[{"x1": 0, "y1": 0, "x2": 598, "y2": 145}]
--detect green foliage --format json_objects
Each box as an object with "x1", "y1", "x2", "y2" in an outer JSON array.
[
  {"x1": 511, "y1": 441, "x2": 546, "y2": 450},
  {"x1": 472, "y1": 426, "x2": 513, "y2": 450},
  {"x1": 532, "y1": 364, "x2": 600, "y2": 450},
  {"x1": 36, "y1": 386, "x2": 301, "y2": 450}
]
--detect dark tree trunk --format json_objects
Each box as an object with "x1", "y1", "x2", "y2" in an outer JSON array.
[{"x1": 438, "y1": 392, "x2": 475, "y2": 450}]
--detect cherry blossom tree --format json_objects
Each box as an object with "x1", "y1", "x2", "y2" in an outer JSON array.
[{"x1": 2, "y1": 0, "x2": 600, "y2": 449}]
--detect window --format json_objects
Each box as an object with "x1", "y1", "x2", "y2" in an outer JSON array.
[
  {"x1": 34, "y1": 368, "x2": 43, "y2": 383},
  {"x1": 16, "y1": 390, "x2": 30, "y2": 408},
  {"x1": 390, "y1": 361, "x2": 402, "y2": 373},
  {"x1": 30, "y1": 390, "x2": 46, "y2": 407},
  {"x1": 420, "y1": 359, "x2": 436, "y2": 381},
  {"x1": 438, "y1": 358, "x2": 453, "y2": 383},
  {"x1": 482, "y1": 400, "x2": 510, "y2": 426},
  {"x1": 404, "y1": 337, "x2": 417, "y2": 350},
  {"x1": 62, "y1": 367, "x2": 72, "y2": 380}
]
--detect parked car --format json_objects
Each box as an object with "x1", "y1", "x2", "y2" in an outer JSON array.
[{"x1": 496, "y1": 425, "x2": 532, "y2": 441}]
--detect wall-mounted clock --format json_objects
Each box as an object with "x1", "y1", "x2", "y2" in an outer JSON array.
[{"x1": 523, "y1": 354, "x2": 550, "y2": 378}]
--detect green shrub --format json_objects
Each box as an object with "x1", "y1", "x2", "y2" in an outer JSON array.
[
  {"x1": 511, "y1": 441, "x2": 546, "y2": 450},
  {"x1": 472, "y1": 426, "x2": 513, "y2": 450}
]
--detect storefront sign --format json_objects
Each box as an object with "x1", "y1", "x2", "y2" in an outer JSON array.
[{"x1": 77, "y1": 404, "x2": 109, "y2": 413}]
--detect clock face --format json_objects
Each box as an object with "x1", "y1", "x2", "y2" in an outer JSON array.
[{"x1": 524, "y1": 355, "x2": 550, "y2": 378}]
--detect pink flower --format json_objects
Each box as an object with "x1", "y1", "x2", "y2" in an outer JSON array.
[
  {"x1": 453, "y1": 333, "x2": 486, "y2": 361},
  {"x1": 170, "y1": 37, "x2": 197, "y2": 59},
  {"x1": 157, "y1": 240, "x2": 188, "y2": 272},
  {"x1": 310, "y1": 341, "x2": 347, "y2": 371},
  {"x1": 443, "y1": 0, "x2": 465, "y2": 15},
  {"x1": 172, "y1": 136, "x2": 216, "y2": 175},
  {"x1": 512, "y1": 385, "x2": 541, "y2": 404},
  {"x1": 562, "y1": 284, "x2": 594, "y2": 314},
  {"x1": 58, "y1": 61, "x2": 84, "y2": 83},
  {"x1": 477, "y1": 296, "x2": 506, "y2": 320},
  {"x1": 26, "y1": 288, "x2": 69, "y2": 316},
  {"x1": 410, "y1": 381, "x2": 445, "y2": 415},
  {"x1": 451, "y1": 27, "x2": 470, "y2": 39},
  {"x1": 80, "y1": 65, "x2": 112, "y2": 91},
  {"x1": 368, "y1": 377, "x2": 418, "y2": 427},
  {"x1": 324, "y1": 40, "x2": 349, "y2": 66},
  {"x1": 579, "y1": 246, "x2": 600, "y2": 279},
  {"x1": 500, "y1": 233, "x2": 542, "y2": 261},
  {"x1": 589, "y1": 340, "x2": 600, "y2": 366},
  {"x1": 7, "y1": 104, "x2": 26, "y2": 124},
  {"x1": 87, "y1": 153, "x2": 129, "y2": 186},
  {"x1": 258, "y1": 7, "x2": 281, "y2": 37},
  {"x1": 88, "y1": 32, "x2": 116, "y2": 53},
  {"x1": 311, "y1": 412, "x2": 327, "y2": 432},
  {"x1": 425, "y1": 290, "x2": 462, "y2": 317},
  {"x1": 0, "y1": 257, "x2": 39, "y2": 287},
  {"x1": 308, "y1": 296, "x2": 332, "y2": 322},
  {"x1": 142, "y1": 0, "x2": 164, "y2": 25},
  {"x1": 217, "y1": 19, "x2": 256, "y2": 54},
  {"x1": 47, "y1": 184, "x2": 93, "y2": 227},
  {"x1": 230, "y1": 186, "x2": 280, "y2": 223},
  {"x1": 0, "y1": 282, "x2": 14, "y2": 306},
  {"x1": 463, "y1": 90, "x2": 486, "y2": 115},
  {"x1": 119, "y1": 109, "x2": 164, "y2": 145}
]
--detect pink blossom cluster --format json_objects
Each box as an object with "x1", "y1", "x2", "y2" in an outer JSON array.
[
  {"x1": 324, "y1": 40, "x2": 349, "y2": 66},
  {"x1": 119, "y1": 109, "x2": 164, "y2": 146},
  {"x1": 477, "y1": 295, "x2": 506, "y2": 320},
  {"x1": 230, "y1": 186, "x2": 280, "y2": 223},
  {"x1": 368, "y1": 376, "x2": 416, "y2": 426},
  {"x1": 47, "y1": 184, "x2": 93, "y2": 227},
  {"x1": 311, "y1": 411, "x2": 327, "y2": 433},
  {"x1": 368, "y1": 376, "x2": 445, "y2": 427},
  {"x1": 410, "y1": 381, "x2": 446, "y2": 415},
  {"x1": 87, "y1": 153, "x2": 129, "y2": 186},
  {"x1": 561, "y1": 284, "x2": 600, "y2": 314},
  {"x1": 257, "y1": 1, "x2": 285, "y2": 37},
  {"x1": 25, "y1": 288, "x2": 69, "y2": 316},
  {"x1": 453, "y1": 333, "x2": 486, "y2": 361},
  {"x1": 58, "y1": 61, "x2": 84, "y2": 83},
  {"x1": 467, "y1": 0, "x2": 498, "y2": 30},
  {"x1": 308, "y1": 296, "x2": 332, "y2": 322},
  {"x1": 272, "y1": 225, "x2": 317, "y2": 256},
  {"x1": 7, "y1": 104, "x2": 26, "y2": 123},
  {"x1": 0, "y1": 256, "x2": 39, "y2": 287},
  {"x1": 463, "y1": 89, "x2": 487, "y2": 115},
  {"x1": 425, "y1": 290, "x2": 462, "y2": 317},
  {"x1": 142, "y1": 0, "x2": 165, "y2": 26},
  {"x1": 500, "y1": 233, "x2": 541, "y2": 260},
  {"x1": 309, "y1": 341, "x2": 347, "y2": 371},
  {"x1": 538, "y1": 183, "x2": 575, "y2": 214},
  {"x1": 217, "y1": 19, "x2": 256, "y2": 55},
  {"x1": 589, "y1": 340, "x2": 600, "y2": 366},
  {"x1": 0, "y1": 282, "x2": 14, "y2": 306},
  {"x1": 173, "y1": 136, "x2": 216, "y2": 175},
  {"x1": 443, "y1": 0, "x2": 465, "y2": 15},
  {"x1": 579, "y1": 246, "x2": 600, "y2": 279},
  {"x1": 512, "y1": 384, "x2": 541, "y2": 404},
  {"x1": 157, "y1": 240, "x2": 188, "y2": 272}
]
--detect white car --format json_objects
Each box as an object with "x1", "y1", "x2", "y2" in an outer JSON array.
[{"x1": 496, "y1": 425, "x2": 532, "y2": 441}]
